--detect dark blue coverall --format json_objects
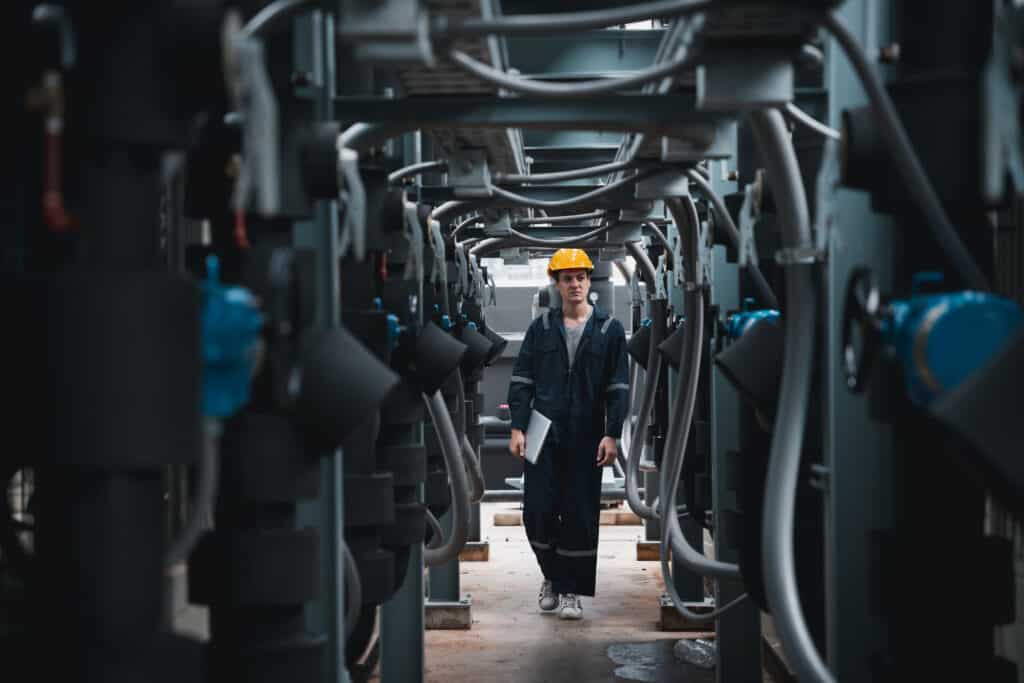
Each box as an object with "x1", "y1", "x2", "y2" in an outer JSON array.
[{"x1": 507, "y1": 305, "x2": 630, "y2": 596}]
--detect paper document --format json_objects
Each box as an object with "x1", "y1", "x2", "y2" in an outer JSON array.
[{"x1": 524, "y1": 409, "x2": 552, "y2": 464}]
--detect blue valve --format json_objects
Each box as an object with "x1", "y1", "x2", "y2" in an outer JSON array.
[
  {"x1": 372, "y1": 297, "x2": 383, "y2": 311},
  {"x1": 883, "y1": 289, "x2": 1022, "y2": 406},
  {"x1": 386, "y1": 313, "x2": 401, "y2": 351},
  {"x1": 726, "y1": 307, "x2": 779, "y2": 340},
  {"x1": 641, "y1": 318, "x2": 652, "y2": 327},
  {"x1": 467, "y1": 321, "x2": 478, "y2": 331},
  {"x1": 440, "y1": 314, "x2": 453, "y2": 331},
  {"x1": 843, "y1": 269, "x2": 1024, "y2": 404},
  {"x1": 200, "y1": 255, "x2": 264, "y2": 418}
]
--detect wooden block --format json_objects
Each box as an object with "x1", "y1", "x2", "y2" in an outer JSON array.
[
  {"x1": 459, "y1": 541, "x2": 490, "y2": 562},
  {"x1": 493, "y1": 511, "x2": 522, "y2": 526},
  {"x1": 659, "y1": 594, "x2": 718, "y2": 632},
  {"x1": 615, "y1": 510, "x2": 643, "y2": 526},
  {"x1": 425, "y1": 596, "x2": 473, "y2": 630},
  {"x1": 599, "y1": 509, "x2": 619, "y2": 525},
  {"x1": 636, "y1": 541, "x2": 659, "y2": 561}
]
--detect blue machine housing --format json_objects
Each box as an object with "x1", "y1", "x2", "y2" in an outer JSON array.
[
  {"x1": 726, "y1": 298, "x2": 780, "y2": 340},
  {"x1": 882, "y1": 279, "x2": 1023, "y2": 406},
  {"x1": 200, "y1": 255, "x2": 264, "y2": 418}
]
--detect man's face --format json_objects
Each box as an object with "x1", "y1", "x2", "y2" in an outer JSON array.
[{"x1": 555, "y1": 269, "x2": 591, "y2": 306}]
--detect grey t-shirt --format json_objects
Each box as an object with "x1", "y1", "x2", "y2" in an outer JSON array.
[{"x1": 565, "y1": 313, "x2": 591, "y2": 368}]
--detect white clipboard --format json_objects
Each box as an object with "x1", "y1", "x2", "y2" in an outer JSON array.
[{"x1": 524, "y1": 409, "x2": 552, "y2": 464}]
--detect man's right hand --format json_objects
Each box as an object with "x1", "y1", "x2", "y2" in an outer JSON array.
[{"x1": 509, "y1": 428, "x2": 526, "y2": 459}]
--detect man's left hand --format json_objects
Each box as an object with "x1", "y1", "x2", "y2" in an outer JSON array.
[{"x1": 596, "y1": 436, "x2": 617, "y2": 467}]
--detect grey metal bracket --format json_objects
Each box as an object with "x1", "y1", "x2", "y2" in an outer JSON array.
[
  {"x1": 428, "y1": 217, "x2": 446, "y2": 288},
  {"x1": 636, "y1": 171, "x2": 690, "y2": 201},
  {"x1": 670, "y1": 229, "x2": 686, "y2": 289},
  {"x1": 447, "y1": 148, "x2": 493, "y2": 199},
  {"x1": 699, "y1": 219, "x2": 713, "y2": 287},
  {"x1": 454, "y1": 246, "x2": 469, "y2": 298},
  {"x1": 629, "y1": 266, "x2": 644, "y2": 306},
  {"x1": 499, "y1": 247, "x2": 528, "y2": 265},
  {"x1": 338, "y1": 146, "x2": 367, "y2": 261},
  {"x1": 737, "y1": 180, "x2": 760, "y2": 269},
  {"x1": 482, "y1": 211, "x2": 511, "y2": 237},
  {"x1": 653, "y1": 253, "x2": 669, "y2": 301},
  {"x1": 222, "y1": 10, "x2": 280, "y2": 217},
  {"x1": 808, "y1": 464, "x2": 831, "y2": 493},
  {"x1": 774, "y1": 246, "x2": 825, "y2": 266},
  {"x1": 469, "y1": 253, "x2": 485, "y2": 304},
  {"x1": 981, "y1": 6, "x2": 1024, "y2": 204},
  {"x1": 813, "y1": 138, "x2": 840, "y2": 256},
  {"x1": 403, "y1": 199, "x2": 425, "y2": 284},
  {"x1": 337, "y1": 0, "x2": 435, "y2": 67}
]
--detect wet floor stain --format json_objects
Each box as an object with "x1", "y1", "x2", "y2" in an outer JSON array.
[{"x1": 607, "y1": 642, "x2": 664, "y2": 682}]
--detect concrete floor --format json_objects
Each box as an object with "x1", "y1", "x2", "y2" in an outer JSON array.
[{"x1": 419, "y1": 502, "x2": 724, "y2": 683}]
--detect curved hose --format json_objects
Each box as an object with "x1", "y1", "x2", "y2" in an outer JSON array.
[
  {"x1": 422, "y1": 390, "x2": 470, "y2": 566},
  {"x1": 748, "y1": 108, "x2": 832, "y2": 683},
  {"x1": 507, "y1": 224, "x2": 613, "y2": 246},
  {"x1": 661, "y1": 197, "x2": 742, "y2": 580},
  {"x1": 461, "y1": 435, "x2": 485, "y2": 504},
  {"x1": 424, "y1": 508, "x2": 444, "y2": 549},
  {"x1": 342, "y1": 538, "x2": 362, "y2": 637},
  {"x1": 515, "y1": 211, "x2": 606, "y2": 225},
  {"x1": 624, "y1": 240, "x2": 659, "y2": 291},
  {"x1": 165, "y1": 418, "x2": 221, "y2": 567},
  {"x1": 496, "y1": 161, "x2": 639, "y2": 184},
  {"x1": 389, "y1": 160, "x2": 446, "y2": 186},
  {"x1": 625, "y1": 352, "x2": 663, "y2": 521}
]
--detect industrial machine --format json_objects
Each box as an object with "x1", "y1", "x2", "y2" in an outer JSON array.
[{"x1": 1, "y1": 1, "x2": 1021, "y2": 682}]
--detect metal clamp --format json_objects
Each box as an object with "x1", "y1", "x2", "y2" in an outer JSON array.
[
  {"x1": 403, "y1": 199, "x2": 425, "y2": 284},
  {"x1": 454, "y1": 246, "x2": 469, "y2": 297},
  {"x1": 774, "y1": 246, "x2": 825, "y2": 266},
  {"x1": 738, "y1": 180, "x2": 759, "y2": 268},
  {"x1": 338, "y1": 147, "x2": 367, "y2": 261},
  {"x1": 813, "y1": 138, "x2": 840, "y2": 256},
  {"x1": 428, "y1": 217, "x2": 446, "y2": 288},
  {"x1": 447, "y1": 148, "x2": 493, "y2": 199},
  {"x1": 653, "y1": 254, "x2": 669, "y2": 301}
]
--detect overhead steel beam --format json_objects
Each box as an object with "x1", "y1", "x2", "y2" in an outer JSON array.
[
  {"x1": 418, "y1": 183, "x2": 650, "y2": 210},
  {"x1": 334, "y1": 93, "x2": 723, "y2": 137}
]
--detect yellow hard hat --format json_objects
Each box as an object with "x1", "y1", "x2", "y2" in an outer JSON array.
[{"x1": 547, "y1": 248, "x2": 594, "y2": 278}]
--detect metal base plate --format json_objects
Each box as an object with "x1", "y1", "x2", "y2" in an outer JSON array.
[
  {"x1": 425, "y1": 595, "x2": 473, "y2": 630},
  {"x1": 658, "y1": 594, "x2": 717, "y2": 632}
]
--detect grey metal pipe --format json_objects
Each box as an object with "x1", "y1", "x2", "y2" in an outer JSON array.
[
  {"x1": 422, "y1": 390, "x2": 470, "y2": 566},
  {"x1": 625, "y1": 352, "x2": 662, "y2": 521},
  {"x1": 748, "y1": 108, "x2": 832, "y2": 683},
  {"x1": 165, "y1": 418, "x2": 221, "y2": 567}
]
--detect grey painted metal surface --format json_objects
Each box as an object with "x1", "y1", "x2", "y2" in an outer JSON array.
[
  {"x1": 823, "y1": 2, "x2": 897, "y2": 679},
  {"x1": 709, "y1": 238, "x2": 762, "y2": 682},
  {"x1": 292, "y1": 11, "x2": 348, "y2": 683}
]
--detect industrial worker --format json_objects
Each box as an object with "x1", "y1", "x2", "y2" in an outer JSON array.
[{"x1": 507, "y1": 248, "x2": 629, "y2": 620}]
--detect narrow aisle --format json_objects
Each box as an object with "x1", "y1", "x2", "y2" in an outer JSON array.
[{"x1": 424, "y1": 503, "x2": 717, "y2": 683}]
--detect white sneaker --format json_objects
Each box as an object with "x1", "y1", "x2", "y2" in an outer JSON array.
[
  {"x1": 558, "y1": 593, "x2": 583, "y2": 620},
  {"x1": 538, "y1": 579, "x2": 558, "y2": 611}
]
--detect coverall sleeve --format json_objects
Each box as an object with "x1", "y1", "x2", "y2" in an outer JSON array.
[
  {"x1": 603, "y1": 321, "x2": 630, "y2": 439},
  {"x1": 507, "y1": 321, "x2": 537, "y2": 432}
]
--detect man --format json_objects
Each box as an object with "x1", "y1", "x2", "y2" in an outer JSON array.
[{"x1": 507, "y1": 248, "x2": 630, "y2": 620}]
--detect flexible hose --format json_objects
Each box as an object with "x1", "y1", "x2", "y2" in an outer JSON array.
[
  {"x1": 820, "y1": 12, "x2": 989, "y2": 292},
  {"x1": 783, "y1": 102, "x2": 840, "y2": 141},
  {"x1": 461, "y1": 435, "x2": 485, "y2": 504},
  {"x1": 661, "y1": 197, "x2": 742, "y2": 580},
  {"x1": 241, "y1": 0, "x2": 314, "y2": 38},
  {"x1": 515, "y1": 211, "x2": 606, "y2": 225},
  {"x1": 644, "y1": 222, "x2": 675, "y2": 270},
  {"x1": 496, "y1": 161, "x2": 639, "y2": 184},
  {"x1": 748, "y1": 108, "x2": 832, "y2": 683},
  {"x1": 424, "y1": 508, "x2": 444, "y2": 549},
  {"x1": 438, "y1": 0, "x2": 713, "y2": 38},
  {"x1": 423, "y1": 390, "x2": 470, "y2": 566},
  {"x1": 507, "y1": 224, "x2": 613, "y2": 246},
  {"x1": 447, "y1": 46, "x2": 700, "y2": 98},
  {"x1": 625, "y1": 352, "x2": 663, "y2": 521},
  {"x1": 342, "y1": 538, "x2": 362, "y2": 637},
  {"x1": 489, "y1": 170, "x2": 654, "y2": 209},
  {"x1": 389, "y1": 160, "x2": 446, "y2": 185},
  {"x1": 684, "y1": 169, "x2": 779, "y2": 310},
  {"x1": 624, "y1": 240, "x2": 659, "y2": 290},
  {"x1": 165, "y1": 418, "x2": 222, "y2": 568}
]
